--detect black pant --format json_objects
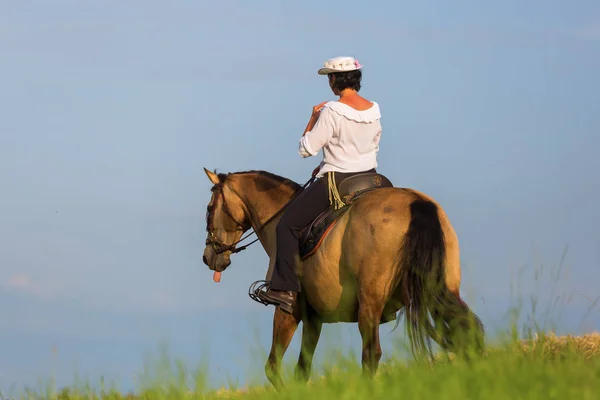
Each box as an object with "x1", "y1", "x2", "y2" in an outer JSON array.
[{"x1": 270, "y1": 169, "x2": 376, "y2": 292}]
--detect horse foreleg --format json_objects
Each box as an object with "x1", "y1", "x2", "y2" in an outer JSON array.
[
  {"x1": 358, "y1": 301, "x2": 384, "y2": 378},
  {"x1": 294, "y1": 307, "x2": 322, "y2": 384},
  {"x1": 265, "y1": 307, "x2": 300, "y2": 391}
]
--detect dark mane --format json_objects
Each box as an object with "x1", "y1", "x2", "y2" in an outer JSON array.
[
  {"x1": 216, "y1": 169, "x2": 303, "y2": 193},
  {"x1": 205, "y1": 169, "x2": 303, "y2": 231}
]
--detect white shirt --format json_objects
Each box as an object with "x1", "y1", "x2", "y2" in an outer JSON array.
[{"x1": 298, "y1": 101, "x2": 382, "y2": 178}]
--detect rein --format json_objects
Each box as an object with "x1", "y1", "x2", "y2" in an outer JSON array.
[{"x1": 206, "y1": 175, "x2": 316, "y2": 255}]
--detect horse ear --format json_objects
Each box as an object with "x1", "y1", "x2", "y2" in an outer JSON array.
[{"x1": 204, "y1": 167, "x2": 220, "y2": 185}]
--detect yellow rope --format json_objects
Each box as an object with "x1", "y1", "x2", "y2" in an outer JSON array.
[{"x1": 327, "y1": 171, "x2": 346, "y2": 210}]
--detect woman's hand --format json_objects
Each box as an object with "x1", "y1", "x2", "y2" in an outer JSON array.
[
  {"x1": 312, "y1": 101, "x2": 328, "y2": 118},
  {"x1": 303, "y1": 101, "x2": 328, "y2": 137}
]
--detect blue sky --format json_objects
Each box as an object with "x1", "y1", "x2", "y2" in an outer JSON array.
[{"x1": 1, "y1": 0, "x2": 599, "y2": 394}]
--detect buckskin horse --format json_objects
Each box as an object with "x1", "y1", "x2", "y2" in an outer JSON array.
[{"x1": 201, "y1": 167, "x2": 484, "y2": 390}]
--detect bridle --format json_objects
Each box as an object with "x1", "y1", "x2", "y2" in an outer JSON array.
[
  {"x1": 205, "y1": 175, "x2": 315, "y2": 255},
  {"x1": 205, "y1": 181, "x2": 252, "y2": 255}
]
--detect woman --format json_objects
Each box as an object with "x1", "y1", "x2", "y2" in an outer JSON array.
[{"x1": 258, "y1": 56, "x2": 383, "y2": 314}]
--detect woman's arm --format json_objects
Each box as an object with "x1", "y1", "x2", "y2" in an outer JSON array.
[
  {"x1": 302, "y1": 114, "x2": 319, "y2": 137},
  {"x1": 302, "y1": 101, "x2": 328, "y2": 137},
  {"x1": 298, "y1": 106, "x2": 335, "y2": 158}
]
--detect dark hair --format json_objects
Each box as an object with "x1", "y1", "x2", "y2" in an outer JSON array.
[{"x1": 329, "y1": 70, "x2": 362, "y2": 92}]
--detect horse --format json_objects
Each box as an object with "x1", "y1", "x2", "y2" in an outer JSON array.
[{"x1": 201, "y1": 167, "x2": 485, "y2": 390}]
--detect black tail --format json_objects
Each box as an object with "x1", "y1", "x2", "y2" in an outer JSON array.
[{"x1": 397, "y1": 199, "x2": 485, "y2": 361}]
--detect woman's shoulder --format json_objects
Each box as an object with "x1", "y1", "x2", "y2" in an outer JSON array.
[{"x1": 324, "y1": 101, "x2": 381, "y2": 123}]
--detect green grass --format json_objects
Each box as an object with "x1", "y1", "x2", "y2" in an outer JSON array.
[
  {"x1": 12, "y1": 332, "x2": 599, "y2": 400},
  {"x1": 6, "y1": 246, "x2": 600, "y2": 399}
]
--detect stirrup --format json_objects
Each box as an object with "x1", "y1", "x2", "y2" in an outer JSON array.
[{"x1": 248, "y1": 280, "x2": 271, "y2": 306}]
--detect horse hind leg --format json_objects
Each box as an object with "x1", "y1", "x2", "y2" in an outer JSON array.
[
  {"x1": 265, "y1": 307, "x2": 301, "y2": 390},
  {"x1": 357, "y1": 295, "x2": 386, "y2": 378}
]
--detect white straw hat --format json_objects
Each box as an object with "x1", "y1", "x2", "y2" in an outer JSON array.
[{"x1": 317, "y1": 56, "x2": 363, "y2": 75}]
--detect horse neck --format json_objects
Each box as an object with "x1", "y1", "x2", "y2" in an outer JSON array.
[{"x1": 229, "y1": 173, "x2": 299, "y2": 259}]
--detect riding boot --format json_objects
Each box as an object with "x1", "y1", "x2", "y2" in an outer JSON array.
[{"x1": 258, "y1": 289, "x2": 297, "y2": 314}]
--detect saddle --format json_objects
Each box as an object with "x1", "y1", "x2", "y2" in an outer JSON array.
[{"x1": 298, "y1": 172, "x2": 393, "y2": 260}]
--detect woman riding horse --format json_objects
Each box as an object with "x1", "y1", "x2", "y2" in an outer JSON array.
[{"x1": 258, "y1": 56, "x2": 384, "y2": 314}]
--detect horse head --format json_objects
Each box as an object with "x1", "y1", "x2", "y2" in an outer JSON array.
[{"x1": 202, "y1": 167, "x2": 249, "y2": 275}]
